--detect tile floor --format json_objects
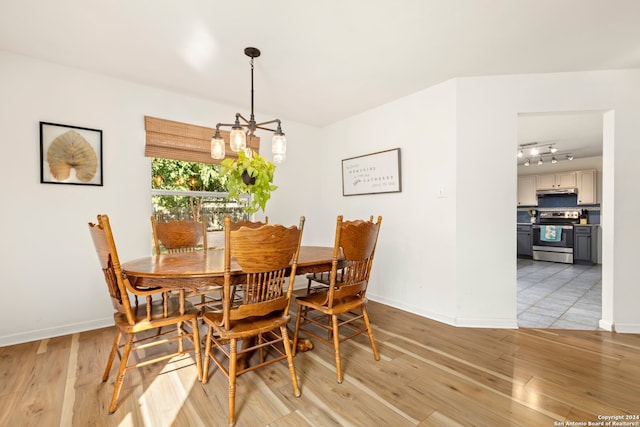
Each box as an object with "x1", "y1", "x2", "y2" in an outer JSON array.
[{"x1": 517, "y1": 259, "x2": 602, "y2": 330}]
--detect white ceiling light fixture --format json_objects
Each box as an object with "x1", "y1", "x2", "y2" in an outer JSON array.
[
  {"x1": 211, "y1": 47, "x2": 287, "y2": 164},
  {"x1": 517, "y1": 142, "x2": 574, "y2": 166}
]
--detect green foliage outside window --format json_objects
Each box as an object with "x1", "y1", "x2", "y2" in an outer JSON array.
[{"x1": 151, "y1": 159, "x2": 229, "y2": 220}]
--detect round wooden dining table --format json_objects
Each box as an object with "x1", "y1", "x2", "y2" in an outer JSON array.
[{"x1": 121, "y1": 245, "x2": 337, "y2": 289}]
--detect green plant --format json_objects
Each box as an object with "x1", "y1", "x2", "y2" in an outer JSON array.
[{"x1": 221, "y1": 150, "x2": 277, "y2": 214}]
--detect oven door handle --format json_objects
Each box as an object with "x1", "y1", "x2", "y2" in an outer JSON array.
[{"x1": 532, "y1": 225, "x2": 574, "y2": 230}]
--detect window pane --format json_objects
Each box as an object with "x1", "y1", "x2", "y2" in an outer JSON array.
[{"x1": 151, "y1": 158, "x2": 249, "y2": 231}]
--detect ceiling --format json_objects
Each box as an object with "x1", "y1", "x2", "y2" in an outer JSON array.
[
  {"x1": 2, "y1": 1, "x2": 639, "y2": 157},
  {"x1": 517, "y1": 111, "x2": 605, "y2": 165}
]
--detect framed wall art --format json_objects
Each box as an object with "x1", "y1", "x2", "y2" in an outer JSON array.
[
  {"x1": 342, "y1": 148, "x2": 401, "y2": 196},
  {"x1": 40, "y1": 121, "x2": 103, "y2": 186}
]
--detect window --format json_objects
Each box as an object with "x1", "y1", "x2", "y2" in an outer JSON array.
[
  {"x1": 145, "y1": 115, "x2": 262, "y2": 232},
  {"x1": 151, "y1": 158, "x2": 249, "y2": 231}
]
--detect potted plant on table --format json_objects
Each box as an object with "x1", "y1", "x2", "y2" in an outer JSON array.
[{"x1": 221, "y1": 150, "x2": 278, "y2": 214}]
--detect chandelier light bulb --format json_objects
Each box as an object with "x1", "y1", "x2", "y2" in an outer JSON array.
[
  {"x1": 517, "y1": 150, "x2": 523, "y2": 158},
  {"x1": 530, "y1": 147, "x2": 539, "y2": 156},
  {"x1": 567, "y1": 155, "x2": 574, "y2": 161},
  {"x1": 538, "y1": 157, "x2": 543, "y2": 165},
  {"x1": 211, "y1": 133, "x2": 225, "y2": 159},
  {"x1": 551, "y1": 156, "x2": 558, "y2": 164},
  {"x1": 229, "y1": 127, "x2": 246, "y2": 152},
  {"x1": 549, "y1": 145, "x2": 558, "y2": 153},
  {"x1": 524, "y1": 159, "x2": 530, "y2": 166}
]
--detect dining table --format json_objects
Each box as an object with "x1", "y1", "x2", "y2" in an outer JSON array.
[{"x1": 121, "y1": 245, "x2": 338, "y2": 290}]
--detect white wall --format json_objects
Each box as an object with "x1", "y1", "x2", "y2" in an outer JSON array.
[
  {"x1": 2, "y1": 51, "x2": 639, "y2": 346},
  {"x1": 322, "y1": 80, "x2": 460, "y2": 324},
  {"x1": 454, "y1": 71, "x2": 640, "y2": 332},
  {"x1": 0, "y1": 52, "x2": 319, "y2": 346},
  {"x1": 317, "y1": 69, "x2": 640, "y2": 332}
]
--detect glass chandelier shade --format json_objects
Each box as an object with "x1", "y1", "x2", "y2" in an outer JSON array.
[
  {"x1": 210, "y1": 132, "x2": 225, "y2": 159},
  {"x1": 229, "y1": 126, "x2": 247, "y2": 152},
  {"x1": 271, "y1": 125, "x2": 286, "y2": 164}
]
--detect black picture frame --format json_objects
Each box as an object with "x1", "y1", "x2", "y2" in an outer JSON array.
[
  {"x1": 342, "y1": 148, "x2": 402, "y2": 196},
  {"x1": 40, "y1": 121, "x2": 103, "y2": 186}
]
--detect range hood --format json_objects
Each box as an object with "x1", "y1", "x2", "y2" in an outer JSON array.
[{"x1": 536, "y1": 188, "x2": 578, "y2": 196}]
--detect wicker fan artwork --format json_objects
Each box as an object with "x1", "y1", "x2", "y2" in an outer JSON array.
[{"x1": 47, "y1": 130, "x2": 98, "y2": 182}]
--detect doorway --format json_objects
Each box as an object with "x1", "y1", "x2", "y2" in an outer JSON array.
[{"x1": 516, "y1": 111, "x2": 604, "y2": 330}]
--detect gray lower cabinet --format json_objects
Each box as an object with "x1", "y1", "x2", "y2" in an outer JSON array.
[
  {"x1": 517, "y1": 224, "x2": 532, "y2": 258},
  {"x1": 574, "y1": 226, "x2": 596, "y2": 265}
]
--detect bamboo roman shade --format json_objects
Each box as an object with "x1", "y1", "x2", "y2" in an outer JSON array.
[{"x1": 144, "y1": 116, "x2": 260, "y2": 164}]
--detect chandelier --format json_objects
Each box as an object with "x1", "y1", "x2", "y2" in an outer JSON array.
[
  {"x1": 517, "y1": 142, "x2": 573, "y2": 166},
  {"x1": 210, "y1": 47, "x2": 287, "y2": 164}
]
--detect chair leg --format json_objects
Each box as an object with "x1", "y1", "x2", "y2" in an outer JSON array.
[
  {"x1": 280, "y1": 325, "x2": 301, "y2": 397},
  {"x1": 191, "y1": 318, "x2": 203, "y2": 381},
  {"x1": 292, "y1": 306, "x2": 303, "y2": 356},
  {"x1": 228, "y1": 338, "x2": 238, "y2": 427},
  {"x1": 202, "y1": 327, "x2": 212, "y2": 384},
  {"x1": 102, "y1": 331, "x2": 121, "y2": 382},
  {"x1": 109, "y1": 333, "x2": 134, "y2": 414},
  {"x1": 331, "y1": 314, "x2": 343, "y2": 383},
  {"x1": 177, "y1": 321, "x2": 184, "y2": 353},
  {"x1": 362, "y1": 305, "x2": 380, "y2": 361}
]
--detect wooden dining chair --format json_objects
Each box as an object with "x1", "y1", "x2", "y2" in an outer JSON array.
[
  {"x1": 227, "y1": 216, "x2": 268, "y2": 231},
  {"x1": 292, "y1": 215, "x2": 382, "y2": 383},
  {"x1": 151, "y1": 215, "x2": 207, "y2": 255},
  {"x1": 151, "y1": 215, "x2": 220, "y2": 312},
  {"x1": 88, "y1": 214, "x2": 202, "y2": 414},
  {"x1": 304, "y1": 217, "x2": 371, "y2": 294},
  {"x1": 201, "y1": 215, "x2": 305, "y2": 427}
]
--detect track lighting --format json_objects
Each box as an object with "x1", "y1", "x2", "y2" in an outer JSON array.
[{"x1": 518, "y1": 143, "x2": 574, "y2": 166}]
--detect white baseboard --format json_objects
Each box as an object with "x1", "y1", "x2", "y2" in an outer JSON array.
[
  {"x1": 613, "y1": 322, "x2": 640, "y2": 334},
  {"x1": 598, "y1": 319, "x2": 614, "y2": 331},
  {"x1": 368, "y1": 293, "x2": 518, "y2": 329},
  {"x1": 0, "y1": 318, "x2": 113, "y2": 347}
]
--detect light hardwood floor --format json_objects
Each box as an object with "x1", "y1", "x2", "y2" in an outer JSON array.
[{"x1": 1, "y1": 300, "x2": 639, "y2": 426}]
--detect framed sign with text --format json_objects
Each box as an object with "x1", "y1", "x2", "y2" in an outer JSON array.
[{"x1": 341, "y1": 148, "x2": 401, "y2": 196}]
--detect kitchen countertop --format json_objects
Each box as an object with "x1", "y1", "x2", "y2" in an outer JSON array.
[{"x1": 517, "y1": 222, "x2": 600, "y2": 226}]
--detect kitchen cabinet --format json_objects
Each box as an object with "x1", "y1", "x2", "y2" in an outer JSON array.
[
  {"x1": 576, "y1": 170, "x2": 597, "y2": 205},
  {"x1": 517, "y1": 224, "x2": 533, "y2": 258},
  {"x1": 517, "y1": 175, "x2": 538, "y2": 206},
  {"x1": 536, "y1": 172, "x2": 577, "y2": 190},
  {"x1": 574, "y1": 225, "x2": 596, "y2": 265}
]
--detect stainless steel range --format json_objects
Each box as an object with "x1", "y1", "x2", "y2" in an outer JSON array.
[{"x1": 532, "y1": 210, "x2": 580, "y2": 264}]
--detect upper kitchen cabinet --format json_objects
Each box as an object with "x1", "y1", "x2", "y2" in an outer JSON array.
[
  {"x1": 517, "y1": 175, "x2": 538, "y2": 206},
  {"x1": 576, "y1": 170, "x2": 597, "y2": 205},
  {"x1": 536, "y1": 171, "x2": 577, "y2": 190}
]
